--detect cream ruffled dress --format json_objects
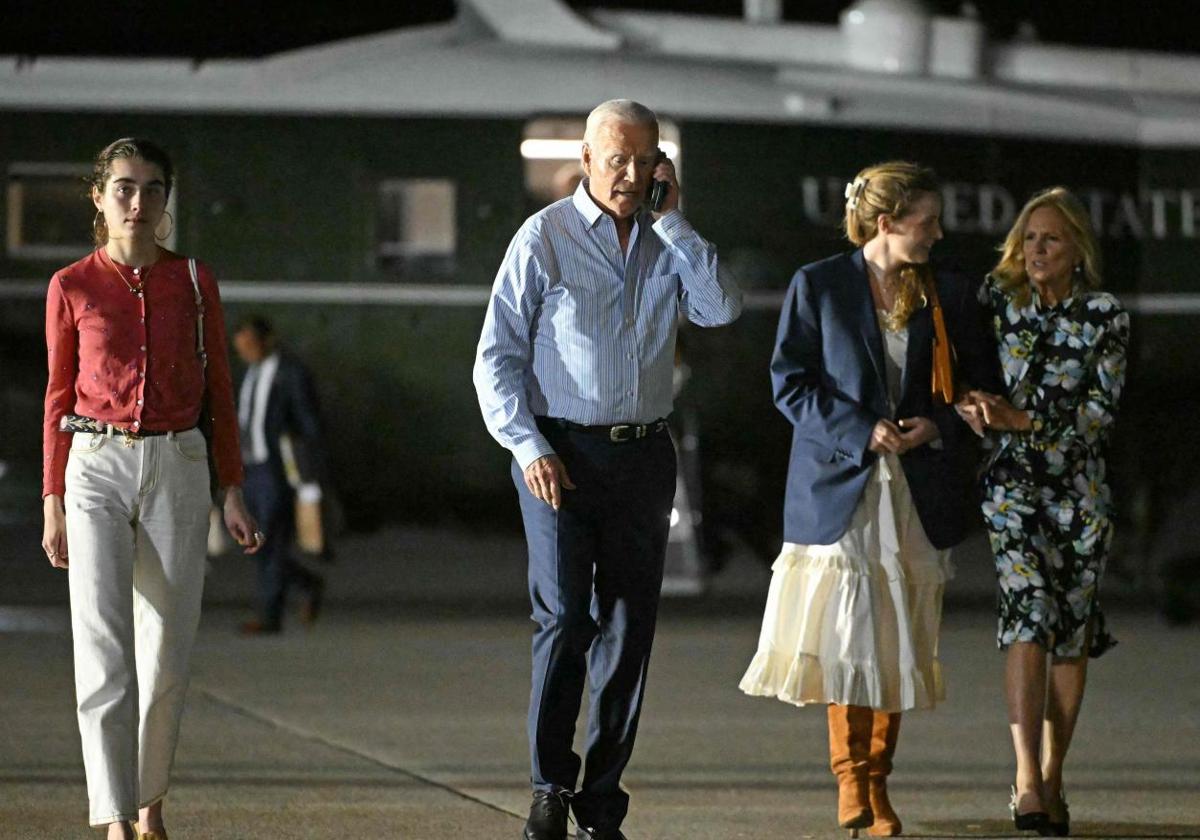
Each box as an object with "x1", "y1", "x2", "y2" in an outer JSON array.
[{"x1": 739, "y1": 311, "x2": 953, "y2": 712}]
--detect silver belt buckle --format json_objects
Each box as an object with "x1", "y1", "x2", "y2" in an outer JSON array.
[{"x1": 609, "y1": 425, "x2": 627, "y2": 443}]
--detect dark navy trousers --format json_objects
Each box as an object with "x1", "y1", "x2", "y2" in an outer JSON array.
[
  {"x1": 512, "y1": 420, "x2": 676, "y2": 830},
  {"x1": 243, "y1": 462, "x2": 320, "y2": 628}
]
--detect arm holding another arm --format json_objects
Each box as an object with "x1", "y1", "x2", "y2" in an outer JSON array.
[
  {"x1": 969, "y1": 298, "x2": 1129, "y2": 446},
  {"x1": 941, "y1": 275, "x2": 1005, "y2": 440}
]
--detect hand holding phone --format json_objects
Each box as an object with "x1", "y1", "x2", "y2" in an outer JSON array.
[{"x1": 646, "y1": 150, "x2": 670, "y2": 212}]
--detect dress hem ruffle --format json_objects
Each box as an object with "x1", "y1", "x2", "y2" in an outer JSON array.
[{"x1": 738, "y1": 649, "x2": 944, "y2": 713}]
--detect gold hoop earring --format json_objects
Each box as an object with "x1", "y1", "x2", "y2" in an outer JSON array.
[
  {"x1": 93, "y1": 210, "x2": 106, "y2": 243},
  {"x1": 155, "y1": 210, "x2": 175, "y2": 241}
]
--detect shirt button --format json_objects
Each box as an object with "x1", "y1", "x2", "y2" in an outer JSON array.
[
  {"x1": 132, "y1": 421, "x2": 140, "y2": 428},
  {"x1": 136, "y1": 399, "x2": 144, "y2": 405},
  {"x1": 140, "y1": 345, "x2": 147, "y2": 351}
]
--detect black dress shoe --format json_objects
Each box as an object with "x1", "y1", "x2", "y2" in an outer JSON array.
[
  {"x1": 1009, "y1": 786, "x2": 1049, "y2": 833},
  {"x1": 1043, "y1": 790, "x2": 1070, "y2": 837},
  {"x1": 575, "y1": 826, "x2": 627, "y2": 840},
  {"x1": 238, "y1": 619, "x2": 281, "y2": 636},
  {"x1": 524, "y1": 790, "x2": 571, "y2": 840},
  {"x1": 300, "y1": 576, "x2": 326, "y2": 626}
]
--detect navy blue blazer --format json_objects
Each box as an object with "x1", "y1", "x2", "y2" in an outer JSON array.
[
  {"x1": 238, "y1": 350, "x2": 326, "y2": 486},
  {"x1": 772, "y1": 249, "x2": 1002, "y2": 549}
]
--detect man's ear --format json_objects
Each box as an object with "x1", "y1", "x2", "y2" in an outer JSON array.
[{"x1": 581, "y1": 143, "x2": 593, "y2": 178}]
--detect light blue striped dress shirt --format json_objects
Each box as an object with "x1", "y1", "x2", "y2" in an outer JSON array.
[{"x1": 474, "y1": 181, "x2": 743, "y2": 469}]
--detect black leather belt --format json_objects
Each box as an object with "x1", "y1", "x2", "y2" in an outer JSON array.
[{"x1": 544, "y1": 417, "x2": 669, "y2": 443}]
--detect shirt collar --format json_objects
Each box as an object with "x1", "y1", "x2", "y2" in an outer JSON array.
[
  {"x1": 251, "y1": 350, "x2": 280, "y2": 370},
  {"x1": 571, "y1": 178, "x2": 646, "y2": 231},
  {"x1": 572, "y1": 179, "x2": 605, "y2": 228}
]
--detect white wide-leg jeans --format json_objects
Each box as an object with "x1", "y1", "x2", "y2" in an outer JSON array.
[{"x1": 64, "y1": 427, "x2": 211, "y2": 825}]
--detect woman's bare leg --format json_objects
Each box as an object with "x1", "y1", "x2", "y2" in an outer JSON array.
[
  {"x1": 106, "y1": 820, "x2": 136, "y2": 840},
  {"x1": 138, "y1": 799, "x2": 165, "y2": 835},
  {"x1": 1041, "y1": 623, "x2": 1093, "y2": 821},
  {"x1": 1006, "y1": 641, "x2": 1048, "y2": 814}
]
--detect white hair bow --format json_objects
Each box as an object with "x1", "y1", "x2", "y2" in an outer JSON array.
[{"x1": 844, "y1": 177, "x2": 869, "y2": 210}]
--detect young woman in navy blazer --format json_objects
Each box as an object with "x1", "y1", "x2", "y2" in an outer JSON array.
[{"x1": 741, "y1": 162, "x2": 1001, "y2": 837}]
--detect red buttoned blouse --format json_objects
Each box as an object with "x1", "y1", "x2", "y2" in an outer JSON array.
[{"x1": 42, "y1": 249, "x2": 244, "y2": 497}]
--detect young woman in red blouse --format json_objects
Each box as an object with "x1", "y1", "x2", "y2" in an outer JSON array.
[{"x1": 41, "y1": 138, "x2": 261, "y2": 840}]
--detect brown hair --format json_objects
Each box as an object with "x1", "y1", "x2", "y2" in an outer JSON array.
[
  {"x1": 844, "y1": 161, "x2": 939, "y2": 330},
  {"x1": 991, "y1": 186, "x2": 1101, "y2": 308},
  {"x1": 90, "y1": 137, "x2": 175, "y2": 246}
]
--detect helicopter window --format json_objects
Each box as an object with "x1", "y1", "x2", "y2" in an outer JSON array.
[
  {"x1": 6, "y1": 161, "x2": 178, "y2": 260},
  {"x1": 376, "y1": 177, "x2": 456, "y2": 278},
  {"x1": 6, "y1": 162, "x2": 94, "y2": 260}
]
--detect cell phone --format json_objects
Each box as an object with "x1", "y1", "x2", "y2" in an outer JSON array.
[{"x1": 647, "y1": 150, "x2": 669, "y2": 211}]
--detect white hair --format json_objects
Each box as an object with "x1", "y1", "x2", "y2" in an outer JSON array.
[{"x1": 584, "y1": 99, "x2": 658, "y2": 142}]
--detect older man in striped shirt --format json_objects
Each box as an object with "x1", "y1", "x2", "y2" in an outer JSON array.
[{"x1": 474, "y1": 99, "x2": 742, "y2": 840}]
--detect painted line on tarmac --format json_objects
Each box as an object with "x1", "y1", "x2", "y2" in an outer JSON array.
[{"x1": 193, "y1": 684, "x2": 523, "y2": 823}]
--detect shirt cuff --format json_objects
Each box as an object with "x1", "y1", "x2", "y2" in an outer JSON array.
[
  {"x1": 651, "y1": 209, "x2": 691, "y2": 241},
  {"x1": 512, "y1": 435, "x2": 556, "y2": 471},
  {"x1": 296, "y1": 482, "x2": 323, "y2": 503}
]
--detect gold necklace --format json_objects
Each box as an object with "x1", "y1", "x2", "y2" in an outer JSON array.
[
  {"x1": 870, "y1": 271, "x2": 897, "y2": 312},
  {"x1": 103, "y1": 251, "x2": 151, "y2": 297}
]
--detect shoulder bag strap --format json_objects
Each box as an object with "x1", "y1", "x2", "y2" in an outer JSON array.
[{"x1": 187, "y1": 258, "x2": 208, "y2": 370}]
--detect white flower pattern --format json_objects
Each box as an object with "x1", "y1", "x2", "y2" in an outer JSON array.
[{"x1": 978, "y1": 277, "x2": 1128, "y2": 658}]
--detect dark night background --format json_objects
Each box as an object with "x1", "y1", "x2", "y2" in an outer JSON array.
[{"x1": 3, "y1": 1, "x2": 1198, "y2": 59}]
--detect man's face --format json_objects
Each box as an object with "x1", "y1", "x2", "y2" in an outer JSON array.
[
  {"x1": 581, "y1": 121, "x2": 659, "y2": 221},
  {"x1": 233, "y1": 329, "x2": 268, "y2": 365}
]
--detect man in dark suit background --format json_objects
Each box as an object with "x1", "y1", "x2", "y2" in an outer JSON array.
[{"x1": 233, "y1": 316, "x2": 327, "y2": 635}]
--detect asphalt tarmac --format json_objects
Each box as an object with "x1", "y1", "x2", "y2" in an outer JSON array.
[{"x1": 2, "y1": 527, "x2": 1198, "y2": 839}]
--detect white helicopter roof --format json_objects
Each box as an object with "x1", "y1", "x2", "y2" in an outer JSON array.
[{"x1": 2, "y1": 0, "x2": 1198, "y2": 147}]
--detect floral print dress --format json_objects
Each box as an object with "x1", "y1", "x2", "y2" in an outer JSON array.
[{"x1": 979, "y1": 276, "x2": 1130, "y2": 657}]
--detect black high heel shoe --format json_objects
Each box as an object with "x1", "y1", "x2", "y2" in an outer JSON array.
[
  {"x1": 1009, "y1": 786, "x2": 1049, "y2": 833},
  {"x1": 1044, "y1": 788, "x2": 1070, "y2": 837}
]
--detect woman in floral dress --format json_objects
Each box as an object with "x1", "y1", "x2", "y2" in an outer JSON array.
[{"x1": 964, "y1": 187, "x2": 1129, "y2": 836}]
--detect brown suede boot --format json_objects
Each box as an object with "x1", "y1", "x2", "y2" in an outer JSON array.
[
  {"x1": 828, "y1": 703, "x2": 875, "y2": 834},
  {"x1": 867, "y1": 711, "x2": 903, "y2": 836}
]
